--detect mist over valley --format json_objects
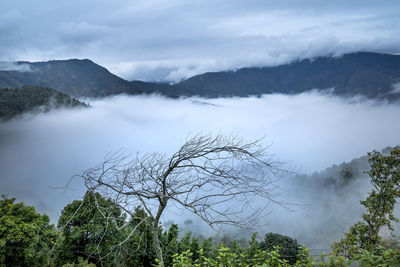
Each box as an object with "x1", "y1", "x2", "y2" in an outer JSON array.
[{"x1": 1, "y1": 92, "x2": 399, "y2": 251}]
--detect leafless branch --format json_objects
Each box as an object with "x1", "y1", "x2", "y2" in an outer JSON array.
[{"x1": 79, "y1": 133, "x2": 285, "y2": 267}]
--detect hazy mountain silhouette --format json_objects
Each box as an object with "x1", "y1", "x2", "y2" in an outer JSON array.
[
  {"x1": 1, "y1": 52, "x2": 400, "y2": 100},
  {"x1": 0, "y1": 59, "x2": 150, "y2": 97}
]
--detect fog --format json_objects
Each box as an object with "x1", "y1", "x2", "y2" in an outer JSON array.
[
  {"x1": 0, "y1": 61, "x2": 31, "y2": 72},
  {"x1": 1, "y1": 92, "x2": 400, "y2": 250}
]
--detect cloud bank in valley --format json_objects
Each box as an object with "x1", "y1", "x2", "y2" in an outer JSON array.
[{"x1": 1, "y1": 92, "x2": 399, "y2": 248}]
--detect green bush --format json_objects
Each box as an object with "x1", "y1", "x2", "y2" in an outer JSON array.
[{"x1": 259, "y1": 233, "x2": 300, "y2": 264}]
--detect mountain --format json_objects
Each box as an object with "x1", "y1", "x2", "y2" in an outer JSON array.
[
  {"x1": 1, "y1": 52, "x2": 400, "y2": 99},
  {"x1": 171, "y1": 52, "x2": 400, "y2": 99},
  {"x1": 0, "y1": 59, "x2": 162, "y2": 97},
  {"x1": 0, "y1": 85, "x2": 88, "y2": 120}
]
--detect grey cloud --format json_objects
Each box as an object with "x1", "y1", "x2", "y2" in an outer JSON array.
[
  {"x1": 109, "y1": 63, "x2": 179, "y2": 82},
  {"x1": 58, "y1": 22, "x2": 114, "y2": 44},
  {"x1": 0, "y1": 1, "x2": 400, "y2": 80},
  {"x1": 390, "y1": 83, "x2": 400, "y2": 94},
  {"x1": 261, "y1": 157, "x2": 372, "y2": 251},
  {"x1": 0, "y1": 9, "x2": 24, "y2": 29}
]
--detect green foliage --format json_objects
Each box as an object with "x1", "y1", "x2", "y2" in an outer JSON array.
[
  {"x1": 0, "y1": 196, "x2": 57, "y2": 267},
  {"x1": 231, "y1": 240, "x2": 242, "y2": 255},
  {"x1": 61, "y1": 257, "x2": 97, "y2": 267},
  {"x1": 190, "y1": 237, "x2": 201, "y2": 261},
  {"x1": 169, "y1": 245, "x2": 358, "y2": 267},
  {"x1": 3, "y1": 191, "x2": 399, "y2": 267},
  {"x1": 0, "y1": 86, "x2": 88, "y2": 119},
  {"x1": 54, "y1": 191, "x2": 127, "y2": 266},
  {"x1": 178, "y1": 232, "x2": 192, "y2": 254},
  {"x1": 352, "y1": 245, "x2": 400, "y2": 266},
  {"x1": 121, "y1": 206, "x2": 157, "y2": 267},
  {"x1": 170, "y1": 246, "x2": 314, "y2": 267},
  {"x1": 161, "y1": 224, "x2": 180, "y2": 267},
  {"x1": 259, "y1": 233, "x2": 301, "y2": 264},
  {"x1": 172, "y1": 244, "x2": 400, "y2": 267},
  {"x1": 247, "y1": 232, "x2": 260, "y2": 259},
  {"x1": 332, "y1": 148, "x2": 400, "y2": 256},
  {"x1": 201, "y1": 237, "x2": 213, "y2": 258}
]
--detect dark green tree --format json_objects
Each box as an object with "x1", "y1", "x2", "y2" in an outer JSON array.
[
  {"x1": 259, "y1": 232, "x2": 300, "y2": 264},
  {"x1": 122, "y1": 207, "x2": 157, "y2": 267},
  {"x1": 179, "y1": 232, "x2": 192, "y2": 254},
  {"x1": 201, "y1": 237, "x2": 213, "y2": 258},
  {"x1": 230, "y1": 240, "x2": 243, "y2": 255},
  {"x1": 332, "y1": 148, "x2": 400, "y2": 256},
  {"x1": 247, "y1": 232, "x2": 259, "y2": 259},
  {"x1": 161, "y1": 224, "x2": 179, "y2": 267},
  {"x1": 0, "y1": 196, "x2": 57, "y2": 266},
  {"x1": 54, "y1": 191, "x2": 127, "y2": 266},
  {"x1": 190, "y1": 237, "x2": 201, "y2": 261}
]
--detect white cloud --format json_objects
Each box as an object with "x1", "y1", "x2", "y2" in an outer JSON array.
[
  {"x1": 1, "y1": 93, "x2": 399, "y2": 221},
  {"x1": 0, "y1": 61, "x2": 31, "y2": 72}
]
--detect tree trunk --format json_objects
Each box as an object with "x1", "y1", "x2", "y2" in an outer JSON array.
[{"x1": 152, "y1": 225, "x2": 164, "y2": 267}]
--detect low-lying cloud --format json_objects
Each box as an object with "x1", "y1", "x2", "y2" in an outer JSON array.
[
  {"x1": 390, "y1": 83, "x2": 400, "y2": 94},
  {"x1": 0, "y1": 61, "x2": 31, "y2": 72},
  {"x1": 1, "y1": 92, "x2": 399, "y2": 249}
]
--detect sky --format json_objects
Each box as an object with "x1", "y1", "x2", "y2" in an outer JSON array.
[{"x1": 1, "y1": 0, "x2": 400, "y2": 81}]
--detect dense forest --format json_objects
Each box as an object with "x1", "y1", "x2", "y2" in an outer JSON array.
[
  {"x1": 0, "y1": 86, "x2": 88, "y2": 120},
  {"x1": 1, "y1": 148, "x2": 399, "y2": 266}
]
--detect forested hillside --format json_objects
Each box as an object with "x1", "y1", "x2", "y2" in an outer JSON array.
[
  {"x1": 172, "y1": 52, "x2": 400, "y2": 99},
  {"x1": 0, "y1": 59, "x2": 137, "y2": 97},
  {"x1": 0, "y1": 86, "x2": 88, "y2": 119}
]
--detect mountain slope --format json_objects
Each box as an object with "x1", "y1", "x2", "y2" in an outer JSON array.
[
  {"x1": 0, "y1": 85, "x2": 88, "y2": 120},
  {"x1": 1, "y1": 52, "x2": 400, "y2": 99},
  {"x1": 171, "y1": 52, "x2": 400, "y2": 99},
  {"x1": 0, "y1": 59, "x2": 157, "y2": 97}
]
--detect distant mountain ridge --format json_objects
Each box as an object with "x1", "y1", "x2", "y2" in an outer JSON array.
[
  {"x1": 0, "y1": 59, "x2": 138, "y2": 97},
  {"x1": 1, "y1": 52, "x2": 400, "y2": 100}
]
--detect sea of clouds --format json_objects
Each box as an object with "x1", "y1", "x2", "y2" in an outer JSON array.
[{"x1": 1, "y1": 92, "x2": 400, "y2": 250}]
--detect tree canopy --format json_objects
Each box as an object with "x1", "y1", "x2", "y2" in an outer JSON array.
[
  {"x1": 259, "y1": 233, "x2": 301, "y2": 264},
  {"x1": 54, "y1": 191, "x2": 128, "y2": 266},
  {"x1": 0, "y1": 196, "x2": 56, "y2": 266}
]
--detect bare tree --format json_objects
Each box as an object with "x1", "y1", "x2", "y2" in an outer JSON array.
[{"x1": 80, "y1": 134, "x2": 283, "y2": 267}]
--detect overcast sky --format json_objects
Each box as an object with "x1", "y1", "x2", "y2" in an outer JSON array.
[{"x1": 1, "y1": 0, "x2": 400, "y2": 81}]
